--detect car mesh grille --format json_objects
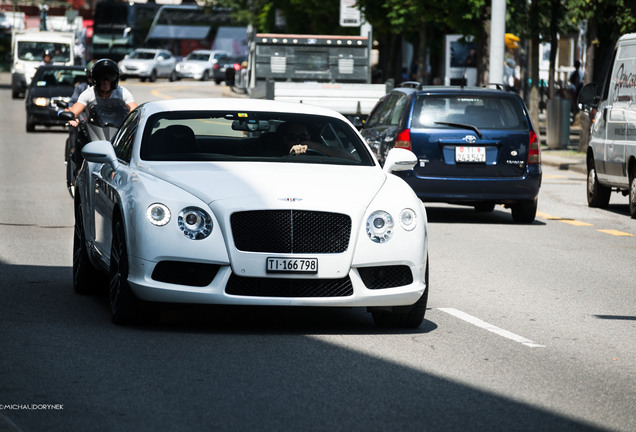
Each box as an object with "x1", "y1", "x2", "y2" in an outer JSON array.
[
  {"x1": 358, "y1": 265, "x2": 413, "y2": 289},
  {"x1": 231, "y1": 210, "x2": 351, "y2": 253},
  {"x1": 152, "y1": 261, "x2": 220, "y2": 287},
  {"x1": 226, "y1": 274, "x2": 353, "y2": 297}
]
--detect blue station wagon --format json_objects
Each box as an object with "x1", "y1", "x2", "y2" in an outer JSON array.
[{"x1": 361, "y1": 83, "x2": 542, "y2": 223}]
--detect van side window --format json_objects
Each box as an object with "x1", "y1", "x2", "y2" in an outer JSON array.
[{"x1": 601, "y1": 49, "x2": 617, "y2": 101}]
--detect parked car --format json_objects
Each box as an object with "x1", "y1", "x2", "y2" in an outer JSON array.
[
  {"x1": 175, "y1": 49, "x2": 229, "y2": 81},
  {"x1": 73, "y1": 98, "x2": 429, "y2": 327},
  {"x1": 578, "y1": 33, "x2": 636, "y2": 218},
  {"x1": 25, "y1": 65, "x2": 86, "y2": 132},
  {"x1": 360, "y1": 83, "x2": 542, "y2": 223},
  {"x1": 118, "y1": 48, "x2": 177, "y2": 82}
]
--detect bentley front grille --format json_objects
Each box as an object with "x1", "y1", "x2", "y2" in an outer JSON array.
[{"x1": 231, "y1": 210, "x2": 351, "y2": 253}]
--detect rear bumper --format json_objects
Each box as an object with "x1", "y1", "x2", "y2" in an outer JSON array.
[{"x1": 398, "y1": 165, "x2": 542, "y2": 204}]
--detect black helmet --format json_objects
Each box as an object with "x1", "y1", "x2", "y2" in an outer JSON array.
[{"x1": 91, "y1": 58, "x2": 119, "y2": 91}]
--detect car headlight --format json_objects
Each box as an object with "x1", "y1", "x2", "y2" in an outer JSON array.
[
  {"x1": 146, "y1": 203, "x2": 171, "y2": 226},
  {"x1": 399, "y1": 208, "x2": 417, "y2": 231},
  {"x1": 33, "y1": 97, "x2": 49, "y2": 107},
  {"x1": 178, "y1": 207, "x2": 213, "y2": 240},
  {"x1": 366, "y1": 210, "x2": 394, "y2": 243}
]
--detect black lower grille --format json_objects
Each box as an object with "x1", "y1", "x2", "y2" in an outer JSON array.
[
  {"x1": 226, "y1": 274, "x2": 353, "y2": 297},
  {"x1": 231, "y1": 210, "x2": 351, "y2": 253},
  {"x1": 152, "y1": 261, "x2": 220, "y2": 287},
  {"x1": 358, "y1": 265, "x2": 413, "y2": 289}
]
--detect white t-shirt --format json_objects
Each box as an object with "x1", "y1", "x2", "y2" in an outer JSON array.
[{"x1": 77, "y1": 86, "x2": 135, "y2": 106}]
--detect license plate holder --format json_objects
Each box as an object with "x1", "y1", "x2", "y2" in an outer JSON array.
[
  {"x1": 455, "y1": 146, "x2": 486, "y2": 163},
  {"x1": 266, "y1": 257, "x2": 318, "y2": 273}
]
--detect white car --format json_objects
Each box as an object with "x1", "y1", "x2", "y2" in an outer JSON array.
[
  {"x1": 74, "y1": 99, "x2": 429, "y2": 327},
  {"x1": 175, "y1": 49, "x2": 229, "y2": 81},
  {"x1": 118, "y1": 48, "x2": 177, "y2": 82}
]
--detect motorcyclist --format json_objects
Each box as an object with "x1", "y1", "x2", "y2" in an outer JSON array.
[
  {"x1": 66, "y1": 59, "x2": 137, "y2": 179},
  {"x1": 69, "y1": 58, "x2": 138, "y2": 119}
]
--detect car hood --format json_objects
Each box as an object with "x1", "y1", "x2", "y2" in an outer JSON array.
[
  {"x1": 140, "y1": 162, "x2": 386, "y2": 212},
  {"x1": 120, "y1": 59, "x2": 154, "y2": 66}
]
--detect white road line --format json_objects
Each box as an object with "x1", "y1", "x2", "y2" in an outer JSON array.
[{"x1": 438, "y1": 308, "x2": 546, "y2": 348}]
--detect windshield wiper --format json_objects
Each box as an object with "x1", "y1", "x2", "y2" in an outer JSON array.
[{"x1": 434, "y1": 121, "x2": 482, "y2": 138}]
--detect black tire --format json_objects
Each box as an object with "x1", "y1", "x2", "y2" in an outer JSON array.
[
  {"x1": 149, "y1": 70, "x2": 157, "y2": 83},
  {"x1": 12, "y1": 86, "x2": 20, "y2": 99},
  {"x1": 109, "y1": 218, "x2": 140, "y2": 325},
  {"x1": 372, "y1": 259, "x2": 429, "y2": 328},
  {"x1": 587, "y1": 161, "x2": 611, "y2": 208},
  {"x1": 629, "y1": 166, "x2": 636, "y2": 219},
  {"x1": 26, "y1": 115, "x2": 35, "y2": 132},
  {"x1": 511, "y1": 199, "x2": 537, "y2": 224},
  {"x1": 73, "y1": 203, "x2": 102, "y2": 294},
  {"x1": 201, "y1": 70, "x2": 210, "y2": 81},
  {"x1": 169, "y1": 70, "x2": 177, "y2": 82},
  {"x1": 475, "y1": 203, "x2": 495, "y2": 212},
  {"x1": 215, "y1": 78, "x2": 222, "y2": 85}
]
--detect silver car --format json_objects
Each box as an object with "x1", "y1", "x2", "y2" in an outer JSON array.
[
  {"x1": 175, "y1": 49, "x2": 229, "y2": 81},
  {"x1": 118, "y1": 48, "x2": 177, "y2": 82}
]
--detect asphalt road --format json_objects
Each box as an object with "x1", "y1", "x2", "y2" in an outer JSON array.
[{"x1": 0, "y1": 76, "x2": 634, "y2": 432}]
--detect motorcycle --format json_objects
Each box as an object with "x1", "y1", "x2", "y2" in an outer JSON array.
[{"x1": 59, "y1": 98, "x2": 129, "y2": 197}]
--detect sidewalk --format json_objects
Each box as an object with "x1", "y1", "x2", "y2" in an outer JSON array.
[{"x1": 537, "y1": 111, "x2": 587, "y2": 175}]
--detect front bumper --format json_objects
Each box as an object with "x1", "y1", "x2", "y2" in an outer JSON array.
[
  {"x1": 26, "y1": 107, "x2": 67, "y2": 127},
  {"x1": 127, "y1": 257, "x2": 426, "y2": 308}
]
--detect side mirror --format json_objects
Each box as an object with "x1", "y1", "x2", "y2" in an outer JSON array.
[
  {"x1": 383, "y1": 148, "x2": 417, "y2": 173},
  {"x1": 578, "y1": 83, "x2": 598, "y2": 112},
  {"x1": 58, "y1": 110, "x2": 74, "y2": 120},
  {"x1": 82, "y1": 140, "x2": 120, "y2": 171},
  {"x1": 351, "y1": 116, "x2": 364, "y2": 130}
]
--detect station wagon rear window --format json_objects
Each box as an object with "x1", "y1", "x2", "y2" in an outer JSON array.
[{"x1": 412, "y1": 95, "x2": 528, "y2": 130}]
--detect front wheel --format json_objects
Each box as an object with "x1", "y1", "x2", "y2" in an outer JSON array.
[
  {"x1": 629, "y1": 167, "x2": 636, "y2": 219},
  {"x1": 149, "y1": 70, "x2": 157, "y2": 83},
  {"x1": 587, "y1": 162, "x2": 611, "y2": 208},
  {"x1": 169, "y1": 70, "x2": 177, "y2": 82},
  {"x1": 511, "y1": 199, "x2": 537, "y2": 224},
  {"x1": 201, "y1": 70, "x2": 210, "y2": 81},
  {"x1": 73, "y1": 203, "x2": 102, "y2": 294},
  {"x1": 109, "y1": 218, "x2": 141, "y2": 324},
  {"x1": 371, "y1": 260, "x2": 429, "y2": 328},
  {"x1": 26, "y1": 115, "x2": 35, "y2": 132}
]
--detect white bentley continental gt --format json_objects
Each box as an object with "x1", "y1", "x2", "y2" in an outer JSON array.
[{"x1": 73, "y1": 98, "x2": 429, "y2": 327}]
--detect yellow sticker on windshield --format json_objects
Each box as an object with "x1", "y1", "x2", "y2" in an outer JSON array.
[{"x1": 238, "y1": 113, "x2": 248, "y2": 117}]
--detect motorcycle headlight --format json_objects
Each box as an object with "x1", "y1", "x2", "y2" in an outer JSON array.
[
  {"x1": 33, "y1": 97, "x2": 49, "y2": 107},
  {"x1": 178, "y1": 207, "x2": 213, "y2": 240},
  {"x1": 366, "y1": 210, "x2": 394, "y2": 243},
  {"x1": 146, "y1": 203, "x2": 171, "y2": 226},
  {"x1": 399, "y1": 208, "x2": 417, "y2": 231}
]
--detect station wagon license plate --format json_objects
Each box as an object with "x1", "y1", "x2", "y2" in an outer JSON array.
[
  {"x1": 266, "y1": 257, "x2": 318, "y2": 273},
  {"x1": 455, "y1": 146, "x2": 486, "y2": 163}
]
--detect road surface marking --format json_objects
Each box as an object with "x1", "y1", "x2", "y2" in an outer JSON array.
[
  {"x1": 597, "y1": 229, "x2": 634, "y2": 237},
  {"x1": 438, "y1": 308, "x2": 546, "y2": 348}
]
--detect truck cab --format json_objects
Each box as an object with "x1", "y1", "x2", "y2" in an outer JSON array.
[{"x1": 11, "y1": 30, "x2": 75, "y2": 99}]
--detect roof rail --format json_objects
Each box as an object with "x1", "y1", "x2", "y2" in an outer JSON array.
[
  {"x1": 398, "y1": 81, "x2": 422, "y2": 90},
  {"x1": 483, "y1": 83, "x2": 506, "y2": 91}
]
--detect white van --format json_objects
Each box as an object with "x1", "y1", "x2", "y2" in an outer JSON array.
[
  {"x1": 11, "y1": 30, "x2": 75, "y2": 99},
  {"x1": 578, "y1": 33, "x2": 636, "y2": 218}
]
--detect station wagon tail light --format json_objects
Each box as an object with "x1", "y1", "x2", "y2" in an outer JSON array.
[
  {"x1": 395, "y1": 129, "x2": 411, "y2": 151},
  {"x1": 528, "y1": 131, "x2": 541, "y2": 164}
]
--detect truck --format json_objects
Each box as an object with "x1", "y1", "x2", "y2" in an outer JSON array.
[
  {"x1": 11, "y1": 29, "x2": 76, "y2": 98},
  {"x1": 245, "y1": 33, "x2": 391, "y2": 121}
]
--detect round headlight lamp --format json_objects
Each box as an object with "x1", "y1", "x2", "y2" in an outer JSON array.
[
  {"x1": 146, "y1": 203, "x2": 171, "y2": 226},
  {"x1": 366, "y1": 210, "x2": 394, "y2": 243},
  {"x1": 399, "y1": 208, "x2": 417, "y2": 231},
  {"x1": 178, "y1": 207, "x2": 213, "y2": 240}
]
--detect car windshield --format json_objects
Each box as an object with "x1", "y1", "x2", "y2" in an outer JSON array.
[
  {"x1": 413, "y1": 94, "x2": 527, "y2": 130},
  {"x1": 129, "y1": 51, "x2": 156, "y2": 60},
  {"x1": 187, "y1": 52, "x2": 210, "y2": 61},
  {"x1": 17, "y1": 41, "x2": 71, "y2": 62},
  {"x1": 34, "y1": 68, "x2": 85, "y2": 87},
  {"x1": 140, "y1": 111, "x2": 374, "y2": 166}
]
